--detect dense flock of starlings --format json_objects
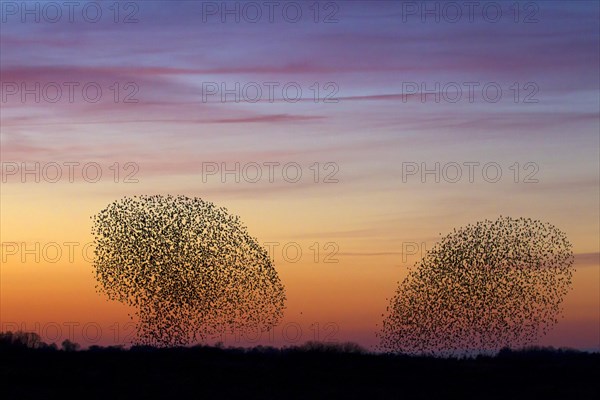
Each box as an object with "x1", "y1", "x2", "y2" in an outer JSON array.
[
  {"x1": 92, "y1": 195, "x2": 286, "y2": 347},
  {"x1": 92, "y1": 196, "x2": 574, "y2": 354},
  {"x1": 377, "y1": 216, "x2": 574, "y2": 355}
]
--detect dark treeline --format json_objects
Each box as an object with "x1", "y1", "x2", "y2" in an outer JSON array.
[{"x1": 1, "y1": 331, "x2": 598, "y2": 399}]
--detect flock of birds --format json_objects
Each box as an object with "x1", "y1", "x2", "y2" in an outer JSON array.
[
  {"x1": 377, "y1": 216, "x2": 574, "y2": 355},
  {"x1": 92, "y1": 197, "x2": 574, "y2": 353},
  {"x1": 92, "y1": 195, "x2": 286, "y2": 347}
]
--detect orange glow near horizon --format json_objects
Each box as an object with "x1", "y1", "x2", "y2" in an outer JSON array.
[
  {"x1": 1, "y1": 182, "x2": 598, "y2": 349},
  {"x1": 1, "y1": 1, "x2": 599, "y2": 352}
]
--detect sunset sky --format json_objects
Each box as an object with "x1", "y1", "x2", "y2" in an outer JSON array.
[{"x1": 1, "y1": 0, "x2": 598, "y2": 350}]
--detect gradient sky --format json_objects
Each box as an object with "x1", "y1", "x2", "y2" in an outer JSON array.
[{"x1": 1, "y1": 0, "x2": 599, "y2": 350}]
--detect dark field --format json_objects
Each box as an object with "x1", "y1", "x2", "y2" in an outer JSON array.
[{"x1": 1, "y1": 342, "x2": 598, "y2": 399}]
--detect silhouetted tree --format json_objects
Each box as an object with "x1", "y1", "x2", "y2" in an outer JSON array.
[
  {"x1": 61, "y1": 339, "x2": 80, "y2": 351},
  {"x1": 0, "y1": 331, "x2": 57, "y2": 351},
  {"x1": 378, "y1": 216, "x2": 574, "y2": 355},
  {"x1": 92, "y1": 195, "x2": 286, "y2": 347},
  {"x1": 296, "y1": 341, "x2": 366, "y2": 354}
]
